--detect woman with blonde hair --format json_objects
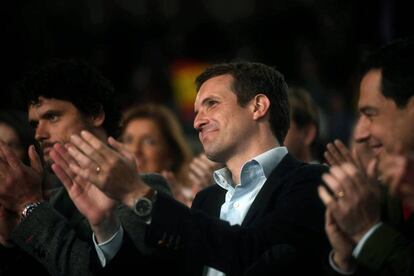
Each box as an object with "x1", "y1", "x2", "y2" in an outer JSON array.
[{"x1": 120, "y1": 103, "x2": 194, "y2": 204}]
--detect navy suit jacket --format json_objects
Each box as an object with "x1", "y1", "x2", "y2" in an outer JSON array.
[{"x1": 148, "y1": 153, "x2": 329, "y2": 275}]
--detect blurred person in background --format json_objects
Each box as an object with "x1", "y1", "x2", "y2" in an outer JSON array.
[
  {"x1": 120, "y1": 104, "x2": 195, "y2": 204},
  {"x1": 284, "y1": 87, "x2": 320, "y2": 163},
  {"x1": 0, "y1": 110, "x2": 36, "y2": 164},
  {"x1": 0, "y1": 109, "x2": 37, "y2": 250}
]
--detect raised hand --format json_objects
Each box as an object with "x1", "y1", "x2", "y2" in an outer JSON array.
[
  {"x1": 378, "y1": 148, "x2": 414, "y2": 209},
  {"x1": 319, "y1": 206, "x2": 356, "y2": 272},
  {"x1": 319, "y1": 163, "x2": 381, "y2": 243},
  {"x1": 187, "y1": 153, "x2": 222, "y2": 193},
  {"x1": 50, "y1": 143, "x2": 117, "y2": 223},
  {"x1": 65, "y1": 131, "x2": 149, "y2": 208},
  {"x1": 0, "y1": 142, "x2": 43, "y2": 214},
  {"x1": 324, "y1": 140, "x2": 356, "y2": 166}
]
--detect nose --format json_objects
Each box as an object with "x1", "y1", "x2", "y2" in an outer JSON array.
[
  {"x1": 353, "y1": 116, "x2": 370, "y2": 143},
  {"x1": 129, "y1": 140, "x2": 143, "y2": 158},
  {"x1": 34, "y1": 121, "x2": 49, "y2": 142},
  {"x1": 193, "y1": 111, "x2": 208, "y2": 131}
]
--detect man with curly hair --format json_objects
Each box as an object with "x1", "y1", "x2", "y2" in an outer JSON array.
[{"x1": 0, "y1": 59, "x2": 172, "y2": 275}]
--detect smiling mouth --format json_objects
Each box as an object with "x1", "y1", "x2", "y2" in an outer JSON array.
[
  {"x1": 200, "y1": 130, "x2": 216, "y2": 142},
  {"x1": 370, "y1": 144, "x2": 383, "y2": 156}
]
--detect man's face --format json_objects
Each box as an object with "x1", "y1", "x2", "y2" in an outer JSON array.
[
  {"x1": 28, "y1": 97, "x2": 92, "y2": 165},
  {"x1": 193, "y1": 74, "x2": 254, "y2": 163},
  {"x1": 357, "y1": 69, "x2": 414, "y2": 157}
]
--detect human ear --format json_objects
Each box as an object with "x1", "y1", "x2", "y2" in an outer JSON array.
[{"x1": 252, "y1": 94, "x2": 270, "y2": 120}]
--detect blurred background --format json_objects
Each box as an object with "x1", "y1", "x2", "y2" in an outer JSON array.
[{"x1": 1, "y1": 0, "x2": 413, "y2": 154}]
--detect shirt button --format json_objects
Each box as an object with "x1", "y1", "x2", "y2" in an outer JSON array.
[{"x1": 233, "y1": 202, "x2": 240, "y2": 208}]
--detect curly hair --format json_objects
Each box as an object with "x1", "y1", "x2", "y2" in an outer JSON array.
[{"x1": 19, "y1": 58, "x2": 120, "y2": 137}]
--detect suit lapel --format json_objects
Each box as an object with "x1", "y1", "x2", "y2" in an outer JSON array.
[{"x1": 242, "y1": 154, "x2": 302, "y2": 225}]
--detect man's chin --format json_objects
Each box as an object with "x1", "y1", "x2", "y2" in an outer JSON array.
[{"x1": 43, "y1": 158, "x2": 55, "y2": 173}]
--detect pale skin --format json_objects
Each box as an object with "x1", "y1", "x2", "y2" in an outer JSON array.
[
  {"x1": 122, "y1": 118, "x2": 173, "y2": 173},
  {"x1": 50, "y1": 143, "x2": 119, "y2": 243},
  {"x1": 193, "y1": 75, "x2": 278, "y2": 184},
  {"x1": 162, "y1": 153, "x2": 222, "y2": 207},
  {"x1": 187, "y1": 153, "x2": 222, "y2": 194},
  {"x1": 60, "y1": 74, "x2": 279, "y2": 212},
  {"x1": 378, "y1": 148, "x2": 414, "y2": 210},
  {"x1": 26, "y1": 96, "x2": 122, "y2": 243},
  {"x1": 0, "y1": 142, "x2": 43, "y2": 245},
  {"x1": 320, "y1": 121, "x2": 380, "y2": 271},
  {"x1": 318, "y1": 68, "x2": 414, "y2": 272},
  {"x1": 55, "y1": 131, "x2": 149, "y2": 209}
]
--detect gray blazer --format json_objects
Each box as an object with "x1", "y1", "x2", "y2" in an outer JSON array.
[{"x1": 7, "y1": 173, "x2": 171, "y2": 276}]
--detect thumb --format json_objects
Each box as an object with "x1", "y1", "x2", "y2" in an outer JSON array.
[
  {"x1": 29, "y1": 145, "x2": 43, "y2": 174},
  {"x1": 367, "y1": 158, "x2": 378, "y2": 180},
  {"x1": 108, "y1": 137, "x2": 132, "y2": 158}
]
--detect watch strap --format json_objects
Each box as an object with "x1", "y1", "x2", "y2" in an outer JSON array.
[{"x1": 21, "y1": 201, "x2": 43, "y2": 221}]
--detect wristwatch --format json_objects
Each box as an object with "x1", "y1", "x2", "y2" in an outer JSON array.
[
  {"x1": 133, "y1": 189, "x2": 158, "y2": 221},
  {"x1": 21, "y1": 201, "x2": 43, "y2": 221}
]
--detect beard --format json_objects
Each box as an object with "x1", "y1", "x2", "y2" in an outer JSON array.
[{"x1": 43, "y1": 157, "x2": 54, "y2": 174}]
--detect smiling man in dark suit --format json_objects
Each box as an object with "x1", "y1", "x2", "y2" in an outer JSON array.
[{"x1": 58, "y1": 62, "x2": 329, "y2": 275}]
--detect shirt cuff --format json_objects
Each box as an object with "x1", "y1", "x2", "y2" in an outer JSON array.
[
  {"x1": 328, "y1": 250, "x2": 356, "y2": 275},
  {"x1": 352, "y1": 222, "x2": 383, "y2": 257},
  {"x1": 93, "y1": 225, "x2": 124, "y2": 267}
]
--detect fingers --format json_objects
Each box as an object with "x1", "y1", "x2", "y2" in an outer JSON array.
[
  {"x1": 325, "y1": 208, "x2": 338, "y2": 231},
  {"x1": 324, "y1": 151, "x2": 337, "y2": 166},
  {"x1": 0, "y1": 147, "x2": 7, "y2": 172},
  {"x1": 50, "y1": 144, "x2": 77, "y2": 180},
  {"x1": 325, "y1": 140, "x2": 354, "y2": 167},
  {"x1": 0, "y1": 141, "x2": 21, "y2": 169},
  {"x1": 352, "y1": 147, "x2": 365, "y2": 173},
  {"x1": 29, "y1": 145, "x2": 43, "y2": 175},
  {"x1": 188, "y1": 161, "x2": 208, "y2": 179},
  {"x1": 192, "y1": 156, "x2": 211, "y2": 172},
  {"x1": 318, "y1": 185, "x2": 335, "y2": 206},
  {"x1": 379, "y1": 154, "x2": 406, "y2": 195},
  {"x1": 321, "y1": 163, "x2": 362, "y2": 202},
  {"x1": 367, "y1": 158, "x2": 378, "y2": 180},
  {"x1": 322, "y1": 172, "x2": 344, "y2": 198},
  {"x1": 51, "y1": 163, "x2": 74, "y2": 190},
  {"x1": 80, "y1": 131, "x2": 115, "y2": 160},
  {"x1": 340, "y1": 163, "x2": 365, "y2": 192},
  {"x1": 108, "y1": 137, "x2": 135, "y2": 162},
  {"x1": 70, "y1": 134, "x2": 106, "y2": 165}
]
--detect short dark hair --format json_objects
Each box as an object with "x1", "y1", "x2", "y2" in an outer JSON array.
[
  {"x1": 195, "y1": 62, "x2": 290, "y2": 144},
  {"x1": 20, "y1": 58, "x2": 120, "y2": 137},
  {"x1": 361, "y1": 37, "x2": 414, "y2": 108}
]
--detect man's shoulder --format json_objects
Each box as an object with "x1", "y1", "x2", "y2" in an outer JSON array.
[
  {"x1": 197, "y1": 184, "x2": 223, "y2": 197},
  {"x1": 275, "y1": 154, "x2": 328, "y2": 178},
  {"x1": 192, "y1": 184, "x2": 225, "y2": 210}
]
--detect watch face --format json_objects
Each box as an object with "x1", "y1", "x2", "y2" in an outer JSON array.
[{"x1": 134, "y1": 197, "x2": 152, "y2": 217}]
